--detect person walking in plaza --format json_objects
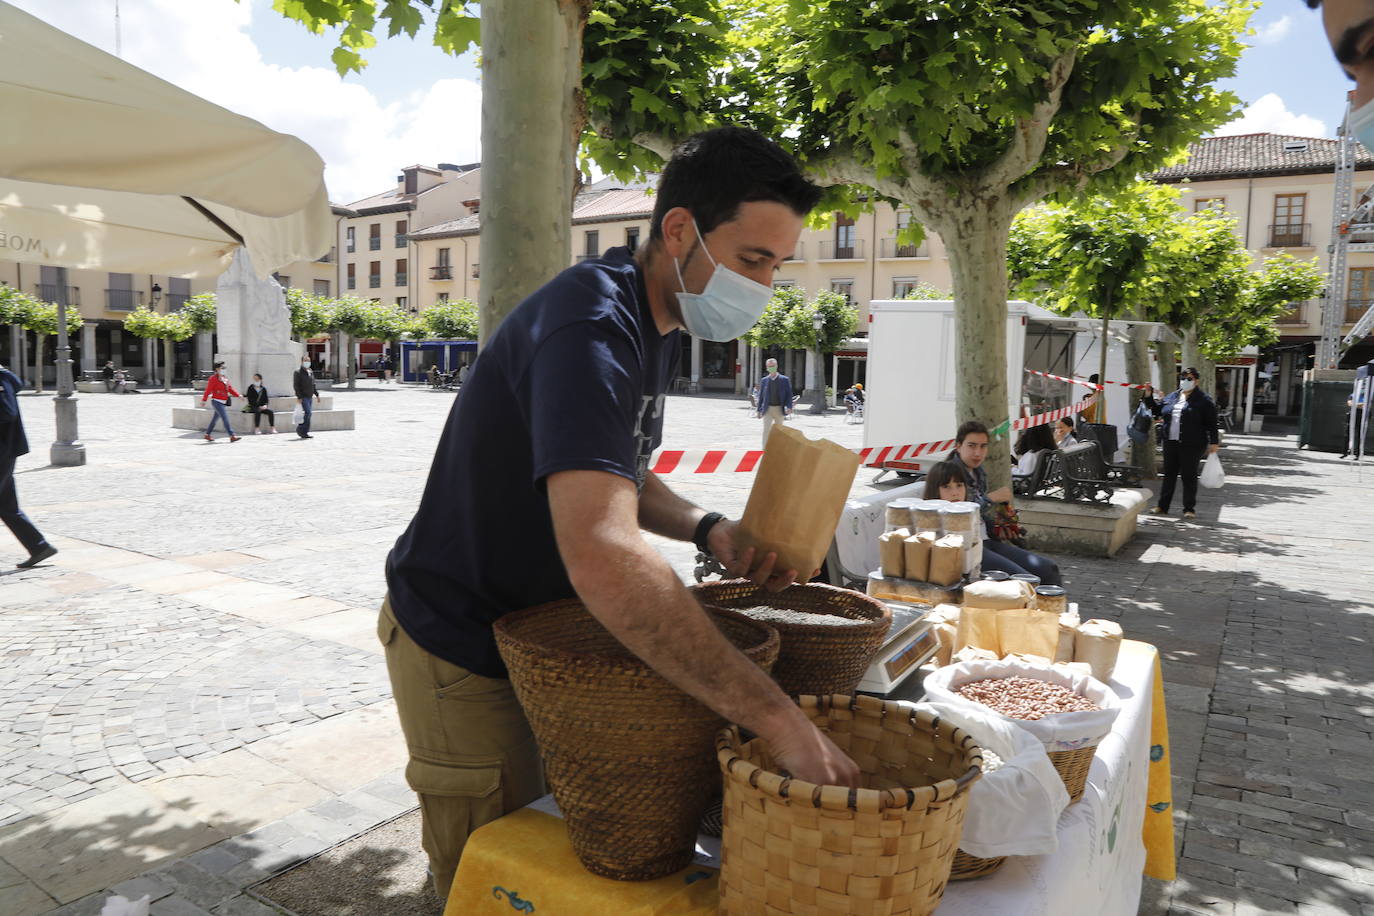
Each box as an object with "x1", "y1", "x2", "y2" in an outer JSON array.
[
  {"x1": 294, "y1": 356, "x2": 320, "y2": 439},
  {"x1": 382, "y1": 127, "x2": 858, "y2": 896},
  {"x1": 756, "y1": 357, "x2": 793, "y2": 447},
  {"x1": 246, "y1": 374, "x2": 276, "y2": 434},
  {"x1": 946, "y1": 421, "x2": 1063, "y2": 584},
  {"x1": 0, "y1": 362, "x2": 57, "y2": 568},
  {"x1": 1144, "y1": 367, "x2": 1219, "y2": 519},
  {"x1": 101, "y1": 360, "x2": 115, "y2": 392},
  {"x1": 201, "y1": 362, "x2": 241, "y2": 443}
]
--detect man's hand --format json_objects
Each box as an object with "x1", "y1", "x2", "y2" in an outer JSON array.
[
  {"x1": 707, "y1": 518, "x2": 812, "y2": 591},
  {"x1": 760, "y1": 709, "x2": 861, "y2": 787}
]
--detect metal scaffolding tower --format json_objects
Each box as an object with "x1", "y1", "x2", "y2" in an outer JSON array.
[{"x1": 1322, "y1": 95, "x2": 1374, "y2": 368}]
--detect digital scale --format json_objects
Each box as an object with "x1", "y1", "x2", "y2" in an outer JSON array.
[{"x1": 857, "y1": 602, "x2": 941, "y2": 701}]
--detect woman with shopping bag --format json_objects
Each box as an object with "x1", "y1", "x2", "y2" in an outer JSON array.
[{"x1": 1143, "y1": 367, "x2": 1219, "y2": 519}]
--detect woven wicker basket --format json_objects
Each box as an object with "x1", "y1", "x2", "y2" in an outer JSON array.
[
  {"x1": 493, "y1": 600, "x2": 780, "y2": 881},
  {"x1": 716, "y1": 694, "x2": 983, "y2": 916},
  {"x1": 950, "y1": 849, "x2": 1006, "y2": 880},
  {"x1": 689, "y1": 581, "x2": 891, "y2": 697},
  {"x1": 1049, "y1": 744, "x2": 1099, "y2": 802}
]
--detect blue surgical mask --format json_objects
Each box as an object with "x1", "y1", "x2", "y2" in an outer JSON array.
[
  {"x1": 1180, "y1": 379, "x2": 1195, "y2": 392},
  {"x1": 673, "y1": 219, "x2": 773, "y2": 342},
  {"x1": 1351, "y1": 98, "x2": 1374, "y2": 165}
]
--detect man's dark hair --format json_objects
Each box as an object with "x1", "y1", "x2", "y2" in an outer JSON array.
[
  {"x1": 1305, "y1": 0, "x2": 1320, "y2": 7},
  {"x1": 956, "y1": 420, "x2": 990, "y2": 444},
  {"x1": 649, "y1": 127, "x2": 823, "y2": 241},
  {"x1": 1182, "y1": 366, "x2": 1200, "y2": 380},
  {"x1": 1087, "y1": 373, "x2": 1100, "y2": 384}
]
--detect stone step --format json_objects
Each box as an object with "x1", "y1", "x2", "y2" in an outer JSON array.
[
  {"x1": 185, "y1": 395, "x2": 335, "y2": 411},
  {"x1": 171, "y1": 405, "x2": 355, "y2": 434}
]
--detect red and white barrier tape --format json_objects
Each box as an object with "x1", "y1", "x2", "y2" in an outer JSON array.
[
  {"x1": 1024, "y1": 368, "x2": 1150, "y2": 391},
  {"x1": 651, "y1": 400, "x2": 1090, "y2": 475}
]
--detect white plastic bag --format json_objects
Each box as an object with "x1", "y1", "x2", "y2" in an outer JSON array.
[
  {"x1": 292, "y1": 405, "x2": 305, "y2": 426},
  {"x1": 1199, "y1": 452, "x2": 1225, "y2": 489},
  {"x1": 922, "y1": 656, "x2": 1121, "y2": 751},
  {"x1": 913, "y1": 701, "x2": 1070, "y2": 858},
  {"x1": 99, "y1": 896, "x2": 150, "y2": 916}
]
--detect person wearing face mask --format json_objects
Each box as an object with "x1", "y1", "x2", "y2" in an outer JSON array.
[
  {"x1": 200, "y1": 361, "x2": 241, "y2": 443},
  {"x1": 293, "y1": 356, "x2": 321, "y2": 439},
  {"x1": 1143, "y1": 367, "x2": 1219, "y2": 519},
  {"x1": 756, "y1": 357, "x2": 793, "y2": 446},
  {"x1": 246, "y1": 373, "x2": 276, "y2": 434},
  {"x1": 381, "y1": 127, "x2": 861, "y2": 895},
  {"x1": 1053, "y1": 416, "x2": 1078, "y2": 448}
]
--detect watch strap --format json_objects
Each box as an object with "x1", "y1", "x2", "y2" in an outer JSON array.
[{"x1": 693, "y1": 512, "x2": 727, "y2": 556}]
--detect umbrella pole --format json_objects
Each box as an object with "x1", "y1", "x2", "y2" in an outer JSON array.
[{"x1": 50, "y1": 269, "x2": 86, "y2": 466}]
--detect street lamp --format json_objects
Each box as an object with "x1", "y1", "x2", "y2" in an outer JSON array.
[
  {"x1": 49, "y1": 268, "x2": 84, "y2": 466},
  {"x1": 151, "y1": 283, "x2": 163, "y2": 308},
  {"x1": 809, "y1": 311, "x2": 827, "y2": 414}
]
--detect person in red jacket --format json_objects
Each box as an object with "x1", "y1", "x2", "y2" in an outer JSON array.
[{"x1": 201, "y1": 361, "x2": 241, "y2": 443}]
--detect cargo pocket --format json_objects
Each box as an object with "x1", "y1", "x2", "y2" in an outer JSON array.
[
  {"x1": 377, "y1": 609, "x2": 399, "y2": 648},
  {"x1": 406, "y1": 758, "x2": 505, "y2": 868}
]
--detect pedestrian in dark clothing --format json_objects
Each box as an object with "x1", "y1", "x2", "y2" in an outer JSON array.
[
  {"x1": 101, "y1": 361, "x2": 115, "y2": 392},
  {"x1": 294, "y1": 356, "x2": 321, "y2": 439},
  {"x1": 1144, "y1": 366, "x2": 1220, "y2": 519},
  {"x1": 0, "y1": 363, "x2": 57, "y2": 568},
  {"x1": 246, "y1": 374, "x2": 276, "y2": 434}
]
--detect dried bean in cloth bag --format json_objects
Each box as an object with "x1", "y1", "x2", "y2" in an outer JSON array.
[
  {"x1": 903, "y1": 531, "x2": 935, "y2": 582},
  {"x1": 879, "y1": 528, "x2": 910, "y2": 578},
  {"x1": 929, "y1": 534, "x2": 965, "y2": 587},
  {"x1": 737, "y1": 426, "x2": 863, "y2": 579},
  {"x1": 924, "y1": 657, "x2": 1121, "y2": 752},
  {"x1": 912, "y1": 701, "x2": 1070, "y2": 857},
  {"x1": 997, "y1": 607, "x2": 1060, "y2": 660},
  {"x1": 1074, "y1": 619, "x2": 1123, "y2": 682}
]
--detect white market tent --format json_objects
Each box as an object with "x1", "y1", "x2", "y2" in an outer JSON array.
[{"x1": 0, "y1": 1, "x2": 333, "y2": 277}]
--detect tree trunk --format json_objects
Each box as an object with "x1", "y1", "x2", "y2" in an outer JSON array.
[
  {"x1": 345, "y1": 333, "x2": 355, "y2": 390},
  {"x1": 1125, "y1": 319, "x2": 1156, "y2": 478},
  {"x1": 479, "y1": 0, "x2": 584, "y2": 346},
  {"x1": 1097, "y1": 306, "x2": 1111, "y2": 422},
  {"x1": 940, "y1": 208, "x2": 1016, "y2": 491},
  {"x1": 1154, "y1": 338, "x2": 1177, "y2": 389},
  {"x1": 163, "y1": 338, "x2": 174, "y2": 392},
  {"x1": 1180, "y1": 326, "x2": 1202, "y2": 381}
]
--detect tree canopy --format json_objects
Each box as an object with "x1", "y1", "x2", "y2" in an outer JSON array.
[
  {"x1": 742, "y1": 286, "x2": 858, "y2": 352},
  {"x1": 122, "y1": 306, "x2": 194, "y2": 343},
  {"x1": 179, "y1": 293, "x2": 219, "y2": 333},
  {"x1": 422, "y1": 298, "x2": 480, "y2": 339}
]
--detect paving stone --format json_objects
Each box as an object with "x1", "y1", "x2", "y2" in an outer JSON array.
[
  {"x1": 148, "y1": 896, "x2": 217, "y2": 916},
  {"x1": 211, "y1": 896, "x2": 289, "y2": 916},
  {"x1": 108, "y1": 874, "x2": 176, "y2": 904}
]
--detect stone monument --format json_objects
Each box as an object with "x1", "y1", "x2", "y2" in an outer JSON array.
[{"x1": 213, "y1": 249, "x2": 300, "y2": 395}]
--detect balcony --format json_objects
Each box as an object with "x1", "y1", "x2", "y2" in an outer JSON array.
[
  {"x1": 431, "y1": 265, "x2": 453, "y2": 281},
  {"x1": 818, "y1": 239, "x2": 864, "y2": 260},
  {"x1": 368, "y1": 237, "x2": 382, "y2": 251},
  {"x1": 395, "y1": 234, "x2": 408, "y2": 248},
  {"x1": 1348, "y1": 299, "x2": 1374, "y2": 324},
  {"x1": 471, "y1": 262, "x2": 480, "y2": 279},
  {"x1": 395, "y1": 273, "x2": 408, "y2": 288},
  {"x1": 347, "y1": 277, "x2": 356, "y2": 289},
  {"x1": 368, "y1": 275, "x2": 382, "y2": 289},
  {"x1": 880, "y1": 237, "x2": 928, "y2": 259},
  {"x1": 166, "y1": 293, "x2": 190, "y2": 311},
  {"x1": 784, "y1": 243, "x2": 804, "y2": 261},
  {"x1": 346, "y1": 242, "x2": 356, "y2": 253},
  {"x1": 1268, "y1": 224, "x2": 1311, "y2": 248},
  {"x1": 105, "y1": 289, "x2": 144, "y2": 311},
  {"x1": 1275, "y1": 301, "x2": 1306, "y2": 325},
  {"x1": 34, "y1": 284, "x2": 79, "y2": 307},
  {"x1": 316, "y1": 249, "x2": 336, "y2": 263}
]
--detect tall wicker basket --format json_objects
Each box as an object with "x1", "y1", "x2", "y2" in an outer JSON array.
[
  {"x1": 716, "y1": 695, "x2": 983, "y2": 916},
  {"x1": 690, "y1": 581, "x2": 891, "y2": 697},
  {"x1": 493, "y1": 600, "x2": 779, "y2": 881}
]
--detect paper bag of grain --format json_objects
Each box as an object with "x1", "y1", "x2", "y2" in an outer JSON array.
[
  {"x1": 1055, "y1": 610, "x2": 1080, "y2": 663},
  {"x1": 1003, "y1": 652, "x2": 1053, "y2": 667},
  {"x1": 879, "y1": 528, "x2": 910, "y2": 578},
  {"x1": 997, "y1": 607, "x2": 1060, "y2": 659},
  {"x1": 737, "y1": 426, "x2": 863, "y2": 579},
  {"x1": 903, "y1": 531, "x2": 936, "y2": 582},
  {"x1": 928, "y1": 534, "x2": 965, "y2": 587},
  {"x1": 952, "y1": 645, "x2": 998, "y2": 664},
  {"x1": 1075, "y1": 619, "x2": 1123, "y2": 681},
  {"x1": 927, "y1": 605, "x2": 960, "y2": 667},
  {"x1": 954, "y1": 604, "x2": 999, "y2": 655},
  {"x1": 961, "y1": 579, "x2": 1028, "y2": 610}
]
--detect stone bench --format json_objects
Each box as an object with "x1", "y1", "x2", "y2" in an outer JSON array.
[
  {"x1": 184, "y1": 395, "x2": 335, "y2": 412},
  {"x1": 1016, "y1": 487, "x2": 1152, "y2": 558},
  {"x1": 171, "y1": 399, "x2": 354, "y2": 434}
]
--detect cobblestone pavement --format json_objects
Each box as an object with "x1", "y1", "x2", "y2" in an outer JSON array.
[{"x1": 1, "y1": 383, "x2": 1371, "y2": 915}]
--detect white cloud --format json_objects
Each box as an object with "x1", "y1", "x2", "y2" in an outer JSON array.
[
  {"x1": 1213, "y1": 93, "x2": 1328, "y2": 138},
  {"x1": 1253, "y1": 16, "x2": 1292, "y2": 46},
  {"x1": 9, "y1": 0, "x2": 481, "y2": 205}
]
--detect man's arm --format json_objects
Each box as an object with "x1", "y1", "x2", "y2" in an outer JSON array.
[{"x1": 550, "y1": 469, "x2": 858, "y2": 786}]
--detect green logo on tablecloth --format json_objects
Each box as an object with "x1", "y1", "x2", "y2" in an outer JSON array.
[
  {"x1": 1150, "y1": 744, "x2": 1164, "y2": 762},
  {"x1": 493, "y1": 887, "x2": 535, "y2": 912},
  {"x1": 1150, "y1": 801, "x2": 1171, "y2": 813}
]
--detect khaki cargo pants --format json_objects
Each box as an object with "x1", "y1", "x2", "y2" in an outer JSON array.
[{"x1": 377, "y1": 598, "x2": 545, "y2": 898}]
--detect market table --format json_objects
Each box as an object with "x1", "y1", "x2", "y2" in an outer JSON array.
[{"x1": 444, "y1": 640, "x2": 1173, "y2": 916}]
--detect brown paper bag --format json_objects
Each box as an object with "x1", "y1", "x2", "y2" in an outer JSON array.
[
  {"x1": 928, "y1": 534, "x2": 964, "y2": 586},
  {"x1": 879, "y1": 528, "x2": 910, "y2": 578},
  {"x1": 954, "y1": 604, "x2": 1000, "y2": 655},
  {"x1": 903, "y1": 531, "x2": 935, "y2": 582},
  {"x1": 737, "y1": 426, "x2": 863, "y2": 578},
  {"x1": 1055, "y1": 610, "x2": 1080, "y2": 663},
  {"x1": 997, "y1": 607, "x2": 1060, "y2": 660}
]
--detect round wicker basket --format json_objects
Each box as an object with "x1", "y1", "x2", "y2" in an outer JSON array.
[
  {"x1": 716, "y1": 694, "x2": 983, "y2": 916},
  {"x1": 493, "y1": 600, "x2": 779, "y2": 881},
  {"x1": 689, "y1": 581, "x2": 891, "y2": 697}
]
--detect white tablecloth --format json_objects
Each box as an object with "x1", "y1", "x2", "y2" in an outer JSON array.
[{"x1": 932, "y1": 642, "x2": 1155, "y2": 915}]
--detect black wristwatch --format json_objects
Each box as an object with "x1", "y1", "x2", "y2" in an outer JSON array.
[{"x1": 693, "y1": 512, "x2": 727, "y2": 557}]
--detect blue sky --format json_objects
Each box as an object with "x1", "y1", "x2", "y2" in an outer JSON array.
[{"x1": 10, "y1": 1, "x2": 1353, "y2": 202}]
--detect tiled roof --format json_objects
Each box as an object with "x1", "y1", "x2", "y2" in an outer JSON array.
[
  {"x1": 409, "y1": 213, "x2": 480, "y2": 239},
  {"x1": 406, "y1": 186, "x2": 655, "y2": 240},
  {"x1": 345, "y1": 186, "x2": 418, "y2": 212},
  {"x1": 1149, "y1": 133, "x2": 1374, "y2": 182}
]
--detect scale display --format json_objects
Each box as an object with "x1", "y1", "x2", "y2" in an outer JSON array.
[{"x1": 885, "y1": 628, "x2": 938, "y2": 681}]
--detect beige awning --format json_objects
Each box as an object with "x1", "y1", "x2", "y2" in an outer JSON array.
[{"x1": 0, "y1": 1, "x2": 332, "y2": 277}]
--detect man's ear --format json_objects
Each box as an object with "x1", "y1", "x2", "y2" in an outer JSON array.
[{"x1": 659, "y1": 207, "x2": 694, "y2": 260}]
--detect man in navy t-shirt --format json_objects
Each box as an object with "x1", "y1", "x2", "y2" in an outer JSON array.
[{"x1": 380, "y1": 127, "x2": 860, "y2": 893}]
